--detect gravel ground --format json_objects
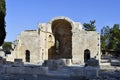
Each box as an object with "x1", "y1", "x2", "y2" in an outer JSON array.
[
  {"x1": 0, "y1": 69, "x2": 120, "y2": 80},
  {"x1": 98, "y1": 69, "x2": 120, "y2": 80},
  {"x1": 0, "y1": 74, "x2": 87, "y2": 80},
  {"x1": 0, "y1": 64, "x2": 120, "y2": 80}
]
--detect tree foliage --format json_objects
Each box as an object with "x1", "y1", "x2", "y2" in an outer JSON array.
[
  {"x1": 101, "y1": 24, "x2": 120, "y2": 51},
  {"x1": 83, "y1": 20, "x2": 96, "y2": 31},
  {"x1": 0, "y1": 0, "x2": 6, "y2": 46},
  {"x1": 101, "y1": 26, "x2": 110, "y2": 50},
  {"x1": 108, "y1": 24, "x2": 120, "y2": 49},
  {"x1": 2, "y1": 42, "x2": 12, "y2": 50}
]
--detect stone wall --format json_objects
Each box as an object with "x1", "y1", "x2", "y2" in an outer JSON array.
[
  {"x1": 0, "y1": 65, "x2": 48, "y2": 75},
  {"x1": 72, "y1": 29, "x2": 100, "y2": 64},
  {"x1": 7, "y1": 30, "x2": 40, "y2": 63},
  {"x1": 0, "y1": 51, "x2": 5, "y2": 57},
  {"x1": 0, "y1": 61, "x2": 99, "y2": 79}
]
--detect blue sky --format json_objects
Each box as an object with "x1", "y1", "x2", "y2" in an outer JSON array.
[{"x1": 5, "y1": 0, "x2": 120, "y2": 41}]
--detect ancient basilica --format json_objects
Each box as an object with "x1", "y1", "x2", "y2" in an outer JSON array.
[{"x1": 7, "y1": 16, "x2": 100, "y2": 64}]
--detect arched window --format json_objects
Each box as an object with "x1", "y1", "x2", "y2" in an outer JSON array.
[
  {"x1": 84, "y1": 49, "x2": 90, "y2": 63},
  {"x1": 25, "y1": 50, "x2": 30, "y2": 62}
]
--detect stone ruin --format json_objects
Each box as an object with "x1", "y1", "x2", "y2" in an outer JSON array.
[
  {"x1": 6, "y1": 16, "x2": 100, "y2": 65},
  {"x1": 0, "y1": 16, "x2": 103, "y2": 79}
]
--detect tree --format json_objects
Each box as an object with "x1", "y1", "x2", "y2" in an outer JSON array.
[
  {"x1": 2, "y1": 42, "x2": 12, "y2": 50},
  {"x1": 101, "y1": 26, "x2": 110, "y2": 50},
  {"x1": 83, "y1": 20, "x2": 96, "y2": 31},
  {"x1": 101, "y1": 24, "x2": 120, "y2": 51},
  {"x1": 2, "y1": 42, "x2": 12, "y2": 55},
  {"x1": 0, "y1": 0, "x2": 6, "y2": 46},
  {"x1": 108, "y1": 24, "x2": 120, "y2": 49}
]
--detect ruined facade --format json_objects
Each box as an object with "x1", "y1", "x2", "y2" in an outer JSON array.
[{"x1": 7, "y1": 16, "x2": 100, "y2": 64}]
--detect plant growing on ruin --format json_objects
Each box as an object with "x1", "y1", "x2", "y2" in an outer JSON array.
[{"x1": 83, "y1": 20, "x2": 96, "y2": 31}]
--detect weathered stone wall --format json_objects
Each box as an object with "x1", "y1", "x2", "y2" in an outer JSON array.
[
  {"x1": 46, "y1": 16, "x2": 100, "y2": 64},
  {"x1": 72, "y1": 29, "x2": 100, "y2": 64},
  {"x1": 7, "y1": 30, "x2": 40, "y2": 63},
  {"x1": 38, "y1": 23, "x2": 55, "y2": 61},
  {"x1": 19, "y1": 30, "x2": 39, "y2": 63},
  {"x1": 0, "y1": 51, "x2": 5, "y2": 58}
]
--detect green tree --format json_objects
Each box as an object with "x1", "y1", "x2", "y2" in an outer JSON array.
[
  {"x1": 101, "y1": 26, "x2": 110, "y2": 50},
  {"x1": 108, "y1": 24, "x2": 120, "y2": 49},
  {"x1": 2, "y1": 42, "x2": 12, "y2": 50},
  {"x1": 116, "y1": 42, "x2": 120, "y2": 52},
  {"x1": 83, "y1": 20, "x2": 96, "y2": 31},
  {"x1": 101, "y1": 24, "x2": 120, "y2": 51},
  {"x1": 0, "y1": 0, "x2": 6, "y2": 46}
]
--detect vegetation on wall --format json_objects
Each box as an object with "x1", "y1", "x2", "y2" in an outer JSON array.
[
  {"x1": 0, "y1": 0, "x2": 6, "y2": 46},
  {"x1": 83, "y1": 20, "x2": 96, "y2": 31}
]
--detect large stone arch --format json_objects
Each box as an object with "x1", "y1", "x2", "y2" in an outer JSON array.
[
  {"x1": 49, "y1": 16, "x2": 74, "y2": 28},
  {"x1": 50, "y1": 18, "x2": 72, "y2": 59}
]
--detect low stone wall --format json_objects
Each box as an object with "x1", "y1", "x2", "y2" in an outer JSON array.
[
  {"x1": 42, "y1": 59, "x2": 72, "y2": 70},
  {"x1": 0, "y1": 57, "x2": 99, "y2": 79},
  {"x1": 0, "y1": 65, "x2": 48, "y2": 75},
  {"x1": 0, "y1": 64, "x2": 100, "y2": 80},
  {"x1": 44, "y1": 66, "x2": 99, "y2": 80},
  {"x1": 60, "y1": 66, "x2": 99, "y2": 78}
]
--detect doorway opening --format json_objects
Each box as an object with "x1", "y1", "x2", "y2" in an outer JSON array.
[
  {"x1": 25, "y1": 50, "x2": 30, "y2": 62},
  {"x1": 84, "y1": 49, "x2": 90, "y2": 63}
]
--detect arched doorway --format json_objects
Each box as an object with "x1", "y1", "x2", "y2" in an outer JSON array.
[
  {"x1": 51, "y1": 19, "x2": 72, "y2": 59},
  {"x1": 25, "y1": 50, "x2": 30, "y2": 62},
  {"x1": 84, "y1": 49, "x2": 90, "y2": 63}
]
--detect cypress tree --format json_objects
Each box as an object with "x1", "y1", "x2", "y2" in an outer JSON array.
[{"x1": 0, "y1": 0, "x2": 6, "y2": 46}]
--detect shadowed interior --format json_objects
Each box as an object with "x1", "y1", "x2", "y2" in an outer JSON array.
[{"x1": 48, "y1": 19, "x2": 72, "y2": 59}]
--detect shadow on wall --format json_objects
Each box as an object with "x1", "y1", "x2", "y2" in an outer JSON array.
[{"x1": 48, "y1": 19, "x2": 72, "y2": 59}]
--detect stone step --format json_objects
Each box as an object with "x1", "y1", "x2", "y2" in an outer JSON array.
[{"x1": 111, "y1": 59, "x2": 120, "y2": 66}]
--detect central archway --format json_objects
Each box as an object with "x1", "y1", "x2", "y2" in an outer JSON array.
[{"x1": 51, "y1": 19, "x2": 72, "y2": 59}]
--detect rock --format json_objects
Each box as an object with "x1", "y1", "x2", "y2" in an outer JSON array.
[
  {"x1": 111, "y1": 59, "x2": 120, "y2": 66},
  {"x1": 87, "y1": 58, "x2": 99, "y2": 66},
  {"x1": 13, "y1": 58, "x2": 24, "y2": 66},
  {"x1": 66, "y1": 59, "x2": 72, "y2": 66}
]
